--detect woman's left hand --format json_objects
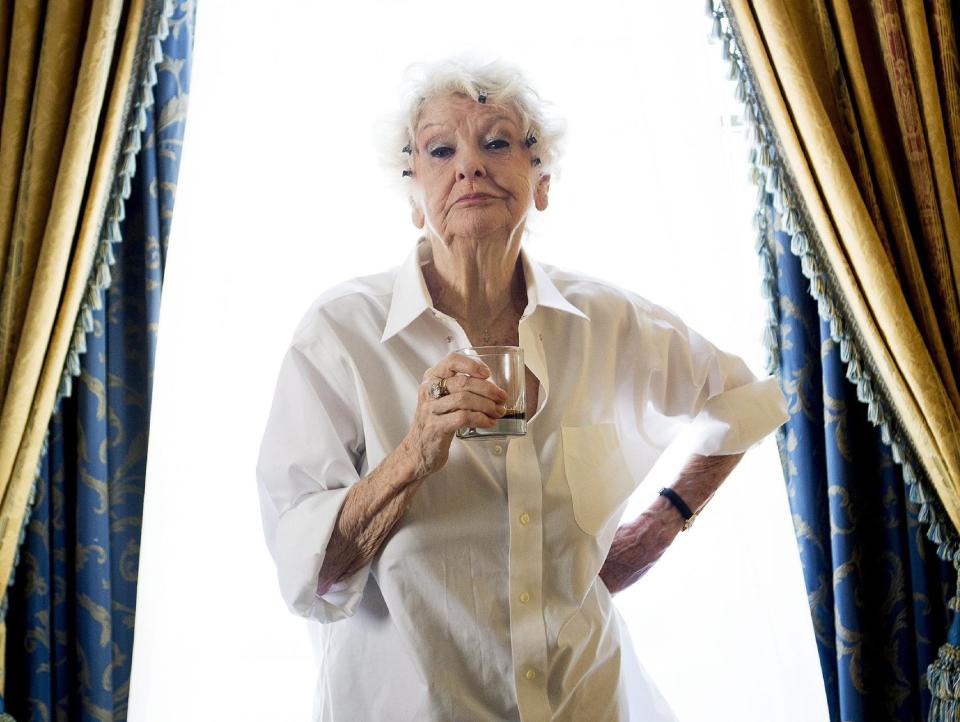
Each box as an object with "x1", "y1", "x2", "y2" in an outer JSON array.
[
  {"x1": 600, "y1": 453, "x2": 744, "y2": 594},
  {"x1": 598, "y1": 497, "x2": 685, "y2": 594}
]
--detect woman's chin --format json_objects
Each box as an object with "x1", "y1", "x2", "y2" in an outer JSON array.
[{"x1": 444, "y1": 218, "x2": 517, "y2": 245}]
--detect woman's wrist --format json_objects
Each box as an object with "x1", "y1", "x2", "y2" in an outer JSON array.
[
  {"x1": 394, "y1": 435, "x2": 429, "y2": 485},
  {"x1": 649, "y1": 492, "x2": 688, "y2": 526},
  {"x1": 644, "y1": 495, "x2": 686, "y2": 540}
]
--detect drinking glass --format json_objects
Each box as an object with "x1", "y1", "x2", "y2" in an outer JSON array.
[{"x1": 455, "y1": 345, "x2": 526, "y2": 439}]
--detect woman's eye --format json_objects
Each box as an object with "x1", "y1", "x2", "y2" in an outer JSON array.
[
  {"x1": 429, "y1": 146, "x2": 453, "y2": 158},
  {"x1": 485, "y1": 139, "x2": 509, "y2": 150}
]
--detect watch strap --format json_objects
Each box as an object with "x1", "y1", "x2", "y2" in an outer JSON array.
[{"x1": 659, "y1": 487, "x2": 696, "y2": 530}]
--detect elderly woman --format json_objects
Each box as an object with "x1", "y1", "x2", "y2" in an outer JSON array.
[{"x1": 257, "y1": 59, "x2": 788, "y2": 721}]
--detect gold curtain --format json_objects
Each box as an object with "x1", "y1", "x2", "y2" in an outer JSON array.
[
  {"x1": 0, "y1": 0, "x2": 164, "y2": 689},
  {"x1": 725, "y1": 0, "x2": 960, "y2": 529}
]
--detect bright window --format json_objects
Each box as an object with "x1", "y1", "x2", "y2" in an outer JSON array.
[{"x1": 129, "y1": 2, "x2": 828, "y2": 720}]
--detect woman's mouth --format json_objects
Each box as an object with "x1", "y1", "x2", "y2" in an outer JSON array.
[{"x1": 456, "y1": 193, "x2": 496, "y2": 205}]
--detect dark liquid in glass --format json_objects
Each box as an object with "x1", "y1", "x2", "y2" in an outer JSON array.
[{"x1": 457, "y1": 410, "x2": 526, "y2": 439}]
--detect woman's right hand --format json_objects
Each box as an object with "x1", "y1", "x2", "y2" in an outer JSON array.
[{"x1": 402, "y1": 352, "x2": 509, "y2": 480}]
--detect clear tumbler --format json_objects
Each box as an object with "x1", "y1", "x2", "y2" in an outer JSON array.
[{"x1": 455, "y1": 345, "x2": 526, "y2": 439}]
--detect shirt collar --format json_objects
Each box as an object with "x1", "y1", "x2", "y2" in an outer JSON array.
[{"x1": 380, "y1": 237, "x2": 589, "y2": 344}]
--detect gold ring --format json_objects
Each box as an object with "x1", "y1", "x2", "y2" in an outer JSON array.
[{"x1": 428, "y1": 376, "x2": 449, "y2": 399}]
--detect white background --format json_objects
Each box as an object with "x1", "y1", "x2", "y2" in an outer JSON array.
[{"x1": 129, "y1": 1, "x2": 829, "y2": 720}]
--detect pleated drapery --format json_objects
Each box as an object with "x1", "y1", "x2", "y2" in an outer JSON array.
[
  {"x1": 758, "y1": 142, "x2": 956, "y2": 720},
  {"x1": 711, "y1": 0, "x2": 960, "y2": 718},
  {"x1": 718, "y1": 0, "x2": 960, "y2": 531},
  {"x1": 3, "y1": 1, "x2": 193, "y2": 704},
  {"x1": 0, "y1": 0, "x2": 190, "y2": 713}
]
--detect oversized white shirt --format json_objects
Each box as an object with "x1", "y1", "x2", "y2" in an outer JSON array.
[{"x1": 256, "y1": 236, "x2": 789, "y2": 722}]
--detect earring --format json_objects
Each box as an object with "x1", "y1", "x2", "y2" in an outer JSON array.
[
  {"x1": 402, "y1": 170, "x2": 413, "y2": 177},
  {"x1": 524, "y1": 135, "x2": 537, "y2": 147},
  {"x1": 477, "y1": 90, "x2": 487, "y2": 104}
]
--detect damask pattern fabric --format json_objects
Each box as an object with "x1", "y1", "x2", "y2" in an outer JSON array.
[
  {"x1": 716, "y1": 0, "x2": 960, "y2": 717},
  {"x1": 770, "y1": 212, "x2": 957, "y2": 721},
  {"x1": 720, "y1": 0, "x2": 960, "y2": 532},
  {"x1": 2, "y1": 4, "x2": 194, "y2": 718}
]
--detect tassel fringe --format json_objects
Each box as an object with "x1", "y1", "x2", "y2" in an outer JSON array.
[
  {"x1": 712, "y1": 2, "x2": 960, "y2": 714},
  {"x1": 1, "y1": 0, "x2": 178, "y2": 625},
  {"x1": 928, "y1": 642, "x2": 960, "y2": 720}
]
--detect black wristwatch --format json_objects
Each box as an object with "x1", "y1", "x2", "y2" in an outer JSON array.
[{"x1": 659, "y1": 487, "x2": 697, "y2": 531}]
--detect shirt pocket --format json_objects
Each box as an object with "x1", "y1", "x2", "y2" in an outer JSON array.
[{"x1": 561, "y1": 423, "x2": 636, "y2": 536}]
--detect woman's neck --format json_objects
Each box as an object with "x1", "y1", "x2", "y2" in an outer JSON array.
[{"x1": 422, "y1": 235, "x2": 528, "y2": 326}]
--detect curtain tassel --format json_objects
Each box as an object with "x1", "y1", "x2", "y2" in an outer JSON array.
[
  {"x1": 72, "y1": 324, "x2": 87, "y2": 355},
  {"x1": 734, "y1": 76, "x2": 747, "y2": 102},
  {"x1": 758, "y1": 143, "x2": 773, "y2": 168},
  {"x1": 81, "y1": 304, "x2": 95, "y2": 332},
  {"x1": 880, "y1": 421, "x2": 891, "y2": 445},
  {"x1": 710, "y1": 14, "x2": 723, "y2": 42},
  {"x1": 930, "y1": 522, "x2": 944, "y2": 545},
  {"x1": 96, "y1": 259, "x2": 112, "y2": 289},
  {"x1": 928, "y1": 606, "x2": 960, "y2": 720},
  {"x1": 728, "y1": 57, "x2": 740, "y2": 81}
]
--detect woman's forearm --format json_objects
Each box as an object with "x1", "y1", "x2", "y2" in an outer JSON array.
[
  {"x1": 664, "y1": 451, "x2": 745, "y2": 518},
  {"x1": 599, "y1": 452, "x2": 745, "y2": 594},
  {"x1": 316, "y1": 438, "x2": 425, "y2": 595}
]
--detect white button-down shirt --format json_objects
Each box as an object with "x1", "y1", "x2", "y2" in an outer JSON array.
[{"x1": 256, "y1": 237, "x2": 789, "y2": 722}]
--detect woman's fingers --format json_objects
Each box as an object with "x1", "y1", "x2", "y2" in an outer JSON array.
[
  {"x1": 431, "y1": 389, "x2": 507, "y2": 419},
  {"x1": 420, "y1": 353, "x2": 507, "y2": 414},
  {"x1": 405, "y1": 353, "x2": 508, "y2": 479},
  {"x1": 440, "y1": 409, "x2": 498, "y2": 432},
  {"x1": 422, "y1": 352, "x2": 491, "y2": 382},
  {"x1": 442, "y1": 374, "x2": 508, "y2": 403}
]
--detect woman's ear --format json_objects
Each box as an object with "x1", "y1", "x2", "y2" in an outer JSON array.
[
  {"x1": 410, "y1": 198, "x2": 425, "y2": 229},
  {"x1": 534, "y1": 174, "x2": 551, "y2": 211}
]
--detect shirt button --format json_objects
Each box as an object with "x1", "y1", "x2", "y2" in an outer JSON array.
[
  {"x1": 493, "y1": 444, "x2": 503, "y2": 456},
  {"x1": 445, "y1": 335, "x2": 453, "y2": 343},
  {"x1": 525, "y1": 669, "x2": 537, "y2": 681},
  {"x1": 519, "y1": 591, "x2": 530, "y2": 603},
  {"x1": 519, "y1": 512, "x2": 530, "y2": 525}
]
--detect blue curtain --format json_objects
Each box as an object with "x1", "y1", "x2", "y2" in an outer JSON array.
[
  {"x1": 764, "y1": 203, "x2": 958, "y2": 720},
  {"x1": 3, "y1": 3, "x2": 194, "y2": 719},
  {"x1": 704, "y1": 2, "x2": 960, "y2": 717}
]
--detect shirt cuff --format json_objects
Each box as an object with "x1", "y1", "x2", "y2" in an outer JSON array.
[
  {"x1": 273, "y1": 486, "x2": 372, "y2": 623},
  {"x1": 685, "y1": 375, "x2": 789, "y2": 456}
]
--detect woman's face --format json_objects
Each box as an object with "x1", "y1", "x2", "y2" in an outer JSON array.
[{"x1": 410, "y1": 94, "x2": 550, "y2": 246}]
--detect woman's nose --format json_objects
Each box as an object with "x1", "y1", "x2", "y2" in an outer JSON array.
[{"x1": 456, "y1": 146, "x2": 486, "y2": 180}]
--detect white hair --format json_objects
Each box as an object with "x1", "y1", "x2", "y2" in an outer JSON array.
[{"x1": 376, "y1": 57, "x2": 566, "y2": 198}]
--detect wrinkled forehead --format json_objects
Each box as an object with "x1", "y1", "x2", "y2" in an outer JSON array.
[{"x1": 414, "y1": 93, "x2": 523, "y2": 137}]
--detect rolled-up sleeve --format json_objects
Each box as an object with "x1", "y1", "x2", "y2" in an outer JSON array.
[
  {"x1": 640, "y1": 303, "x2": 788, "y2": 456},
  {"x1": 256, "y1": 337, "x2": 370, "y2": 623}
]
